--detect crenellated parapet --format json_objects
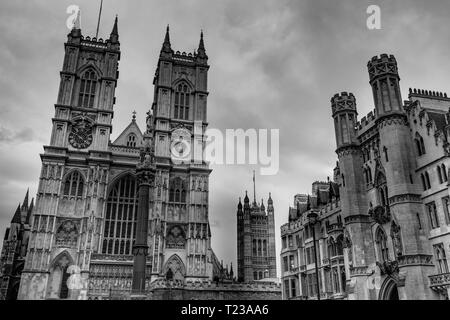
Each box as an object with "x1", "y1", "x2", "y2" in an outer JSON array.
[
  {"x1": 331, "y1": 92, "x2": 357, "y2": 116},
  {"x1": 367, "y1": 54, "x2": 398, "y2": 83}
]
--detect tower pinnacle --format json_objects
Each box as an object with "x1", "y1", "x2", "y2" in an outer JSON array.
[
  {"x1": 161, "y1": 24, "x2": 172, "y2": 54},
  {"x1": 110, "y1": 15, "x2": 119, "y2": 43}
]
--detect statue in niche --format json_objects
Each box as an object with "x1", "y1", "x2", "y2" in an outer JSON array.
[{"x1": 391, "y1": 221, "x2": 403, "y2": 257}]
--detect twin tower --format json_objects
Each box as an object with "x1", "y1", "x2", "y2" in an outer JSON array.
[{"x1": 331, "y1": 54, "x2": 435, "y2": 299}]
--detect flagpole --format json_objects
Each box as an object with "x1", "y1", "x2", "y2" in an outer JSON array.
[{"x1": 96, "y1": 0, "x2": 103, "y2": 39}]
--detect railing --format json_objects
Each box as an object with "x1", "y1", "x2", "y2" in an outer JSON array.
[{"x1": 429, "y1": 273, "x2": 450, "y2": 288}]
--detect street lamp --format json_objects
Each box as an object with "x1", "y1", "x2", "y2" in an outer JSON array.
[{"x1": 307, "y1": 210, "x2": 321, "y2": 300}]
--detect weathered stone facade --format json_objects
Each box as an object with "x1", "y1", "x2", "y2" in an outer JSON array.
[
  {"x1": 281, "y1": 54, "x2": 450, "y2": 300},
  {"x1": 2, "y1": 15, "x2": 280, "y2": 300}
]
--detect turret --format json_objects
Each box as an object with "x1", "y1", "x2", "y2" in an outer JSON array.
[
  {"x1": 243, "y1": 191, "x2": 250, "y2": 209},
  {"x1": 367, "y1": 54, "x2": 403, "y2": 117},
  {"x1": 160, "y1": 25, "x2": 173, "y2": 58},
  {"x1": 331, "y1": 92, "x2": 358, "y2": 150},
  {"x1": 109, "y1": 15, "x2": 119, "y2": 44},
  {"x1": 196, "y1": 30, "x2": 208, "y2": 64}
]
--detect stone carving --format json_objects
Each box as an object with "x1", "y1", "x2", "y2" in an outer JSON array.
[
  {"x1": 376, "y1": 260, "x2": 399, "y2": 276},
  {"x1": 370, "y1": 205, "x2": 391, "y2": 225},
  {"x1": 166, "y1": 225, "x2": 186, "y2": 249},
  {"x1": 55, "y1": 220, "x2": 78, "y2": 247},
  {"x1": 390, "y1": 221, "x2": 403, "y2": 257}
]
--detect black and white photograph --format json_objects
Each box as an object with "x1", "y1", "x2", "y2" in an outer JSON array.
[{"x1": 0, "y1": 0, "x2": 449, "y2": 312}]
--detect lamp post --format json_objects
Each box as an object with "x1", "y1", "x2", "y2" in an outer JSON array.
[{"x1": 307, "y1": 210, "x2": 321, "y2": 300}]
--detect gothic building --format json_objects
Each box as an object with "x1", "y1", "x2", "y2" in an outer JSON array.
[
  {"x1": 237, "y1": 175, "x2": 277, "y2": 283},
  {"x1": 281, "y1": 54, "x2": 450, "y2": 300},
  {"x1": 0, "y1": 190, "x2": 34, "y2": 300},
  {"x1": 2, "y1": 13, "x2": 280, "y2": 300}
]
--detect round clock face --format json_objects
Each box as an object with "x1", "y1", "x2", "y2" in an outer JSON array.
[{"x1": 69, "y1": 119, "x2": 93, "y2": 149}]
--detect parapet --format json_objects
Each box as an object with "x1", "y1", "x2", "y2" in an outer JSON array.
[
  {"x1": 409, "y1": 88, "x2": 449, "y2": 99},
  {"x1": 356, "y1": 109, "x2": 377, "y2": 132},
  {"x1": 367, "y1": 54, "x2": 398, "y2": 82},
  {"x1": 331, "y1": 92, "x2": 357, "y2": 116}
]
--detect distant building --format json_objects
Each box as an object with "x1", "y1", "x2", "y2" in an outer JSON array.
[
  {"x1": 0, "y1": 190, "x2": 34, "y2": 300},
  {"x1": 237, "y1": 173, "x2": 277, "y2": 283},
  {"x1": 281, "y1": 54, "x2": 450, "y2": 300}
]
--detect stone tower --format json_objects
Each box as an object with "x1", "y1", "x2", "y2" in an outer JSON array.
[
  {"x1": 147, "y1": 26, "x2": 214, "y2": 284},
  {"x1": 0, "y1": 191, "x2": 34, "y2": 300},
  {"x1": 331, "y1": 92, "x2": 375, "y2": 299},
  {"x1": 237, "y1": 175, "x2": 276, "y2": 283},
  {"x1": 367, "y1": 54, "x2": 436, "y2": 299},
  {"x1": 18, "y1": 17, "x2": 121, "y2": 300}
]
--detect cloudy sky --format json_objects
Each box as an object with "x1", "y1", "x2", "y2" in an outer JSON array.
[{"x1": 0, "y1": 0, "x2": 449, "y2": 276}]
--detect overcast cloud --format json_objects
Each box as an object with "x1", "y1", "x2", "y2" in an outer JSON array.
[{"x1": 0, "y1": 0, "x2": 449, "y2": 276}]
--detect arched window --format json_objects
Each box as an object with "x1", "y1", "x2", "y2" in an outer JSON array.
[
  {"x1": 169, "y1": 177, "x2": 187, "y2": 204},
  {"x1": 253, "y1": 239, "x2": 257, "y2": 256},
  {"x1": 59, "y1": 265, "x2": 70, "y2": 299},
  {"x1": 425, "y1": 172, "x2": 431, "y2": 189},
  {"x1": 78, "y1": 69, "x2": 97, "y2": 108},
  {"x1": 328, "y1": 238, "x2": 336, "y2": 258},
  {"x1": 258, "y1": 240, "x2": 262, "y2": 256},
  {"x1": 376, "y1": 228, "x2": 389, "y2": 262},
  {"x1": 63, "y1": 171, "x2": 84, "y2": 197},
  {"x1": 383, "y1": 146, "x2": 389, "y2": 162},
  {"x1": 421, "y1": 173, "x2": 427, "y2": 191},
  {"x1": 263, "y1": 240, "x2": 267, "y2": 256},
  {"x1": 442, "y1": 164, "x2": 448, "y2": 182},
  {"x1": 254, "y1": 271, "x2": 258, "y2": 280},
  {"x1": 126, "y1": 134, "x2": 137, "y2": 147},
  {"x1": 174, "y1": 83, "x2": 190, "y2": 120},
  {"x1": 415, "y1": 133, "x2": 426, "y2": 156},
  {"x1": 259, "y1": 271, "x2": 263, "y2": 280},
  {"x1": 336, "y1": 235, "x2": 344, "y2": 256},
  {"x1": 434, "y1": 244, "x2": 449, "y2": 274},
  {"x1": 437, "y1": 166, "x2": 443, "y2": 184},
  {"x1": 102, "y1": 175, "x2": 138, "y2": 255}
]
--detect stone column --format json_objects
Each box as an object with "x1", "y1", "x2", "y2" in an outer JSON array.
[{"x1": 131, "y1": 132, "x2": 156, "y2": 298}]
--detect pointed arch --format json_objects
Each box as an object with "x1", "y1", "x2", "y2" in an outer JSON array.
[
  {"x1": 76, "y1": 62, "x2": 103, "y2": 79},
  {"x1": 163, "y1": 254, "x2": 186, "y2": 281},
  {"x1": 173, "y1": 80, "x2": 192, "y2": 120},
  {"x1": 103, "y1": 173, "x2": 138, "y2": 255},
  {"x1": 62, "y1": 169, "x2": 85, "y2": 198},
  {"x1": 375, "y1": 227, "x2": 389, "y2": 262},
  {"x1": 379, "y1": 278, "x2": 399, "y2": 300},
  {"x1": 47, "y1": 250, "x2": 75, "y2": 299}
]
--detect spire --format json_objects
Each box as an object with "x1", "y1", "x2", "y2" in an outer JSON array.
[
  {"x1": 268, "y1": 192, "x2": 273, "y2": 205},
  {"x1": 21, "y1": 188, "x2": 29, "y2": 212},
  {"x1": 237, "y1": 197, "x2": 243, "y2": 210},
  {"x1": 26, "y1": 198, "x2": 34, "y2": 224},
  {"x1": 11, "y1": 204, "x2": 22, "y2": 224},
  {"x1": 198, "y1": 30, "x2": 205, "y2": 52},
  {"x1": 261, "y1": 199, "x2": 265, "y2": 211},
  {"x1": 110, "y1": 15, "x2": 119, "y2": 43},
  {"x1": 229, "y1": 262, "x2": 234, "y2": 278},
  {"x1": 161, "y1": 24, "x2": 172, "y2": 54}
]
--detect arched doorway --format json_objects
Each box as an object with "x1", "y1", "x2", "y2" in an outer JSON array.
[{"x1": 380, "y1": 278, "x2": 399, "y2": 300}]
